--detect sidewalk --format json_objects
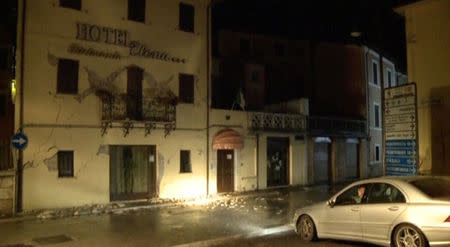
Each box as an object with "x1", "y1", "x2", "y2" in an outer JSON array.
[{"x1": 0, "y1": 185, "x2": 339, "y2": 247}]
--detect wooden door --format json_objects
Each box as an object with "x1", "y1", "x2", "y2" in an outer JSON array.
[{"x1": 217, "y1": 150, "x2": 234, "y2": 193}]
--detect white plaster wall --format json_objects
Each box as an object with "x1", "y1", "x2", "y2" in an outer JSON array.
[{"x1": 19, "y1": 0, "x2": 210, "y2": 210}]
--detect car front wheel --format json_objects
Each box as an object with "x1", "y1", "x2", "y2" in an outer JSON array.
[
  {"x1": 296, "y1": 215, "x2": 317, "y2": 241},
  {"x1": 393, "y1": 224, "x2": 427, "y2": 247}
]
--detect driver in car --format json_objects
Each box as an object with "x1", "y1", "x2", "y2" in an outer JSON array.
[{"x1": 353, "y1": 186, "x2": 366, "y2": 204}]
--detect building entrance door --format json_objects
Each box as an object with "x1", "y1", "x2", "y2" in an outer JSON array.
[
  {"x1": 110, "y1": 145, "x2": 156, "y2": 201},
  {"x1": 267, "y1": 137, "x2": 289, "y2": 187},
  {"x1": 217, "y1": 150, "x2": 234, "y2": 193},
  {"x1": 314, "y1": 142, "x2": 331, "y2": 184}
]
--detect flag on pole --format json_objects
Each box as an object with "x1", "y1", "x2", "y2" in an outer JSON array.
[{"x1": 236, "y1": 88, "x2": 246, "y2": 110}]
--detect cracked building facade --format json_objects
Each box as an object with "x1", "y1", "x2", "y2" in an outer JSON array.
[{"x1": 13, "y1": 0, "x2": 310, "y2": 211}]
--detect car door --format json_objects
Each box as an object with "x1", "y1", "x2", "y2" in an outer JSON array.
[
  {"x1": 320, "y1": 184, "x2": 368, "y2": 239},
  {"x1": 361, "y1": 183, "x2": 407, "y2": 241}
]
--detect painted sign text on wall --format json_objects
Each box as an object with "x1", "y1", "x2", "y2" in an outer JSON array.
[{"x1": 73, "y1": 23, "x2": 187, "y2": 63}]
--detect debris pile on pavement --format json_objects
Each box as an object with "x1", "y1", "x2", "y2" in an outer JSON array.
[{"x1": 24, "y1": 190, "x2": 290, "y2": 220}]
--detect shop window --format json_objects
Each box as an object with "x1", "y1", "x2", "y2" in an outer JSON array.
[
  {"x1": 387, "y1": 69, "x2": 392, "y2": 88},
  {"x1": 60, "y1": 0, "x2": 81, "y2": 10},
  {"x1": 128, "y1": 0, "x2": 146, "y2": 23},
  {"x1": 58, "y1": 151, "x2": 74, "y2": 177},
  {"x1": 57, "y1": 58, "x2": 79, "y2": 94},
  {"x1": 180, "y1": 150, "x2": 191, "y2": 173},
  {"x1": 179, "y1": 73, "x2": 194, "y2": 103},
  {"x1": 179, "y1": 3, "x2": 194, "y2": 33}
]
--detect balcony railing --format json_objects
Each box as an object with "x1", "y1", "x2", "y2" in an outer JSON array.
[
  {"x1": 309, "y1": 116, "x2": 366, "y2": 137},
  {"x1": 249, "y1": 112, "x2": 307, "y2": 132},
  {"x1": 101, "y1": 96, "x2": 176, "y2": 123}
]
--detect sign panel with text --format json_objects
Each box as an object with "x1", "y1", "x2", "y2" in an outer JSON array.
[{"x1": 384, "y1": 83, "x2": 418, "y2": 176}]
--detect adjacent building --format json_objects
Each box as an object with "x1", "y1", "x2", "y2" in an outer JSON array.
[{"x1": 396, "y1": 0, "x2": 450, "y2": 175}]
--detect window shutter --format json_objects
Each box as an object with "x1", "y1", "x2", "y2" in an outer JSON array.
[
  {"x1": 179, "y1": 3, "x2": 195, "y2": 32},
  {"x1": 57, "y1": 59, "x2": 79, "y2": 94},
  {"x1": 179, "y1": 74, "x2": 194, "y2": 103}
]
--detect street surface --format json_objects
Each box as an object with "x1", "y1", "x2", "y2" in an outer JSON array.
[{"x1": 0, "y1": 185, "x2": 360, "y2": 247}]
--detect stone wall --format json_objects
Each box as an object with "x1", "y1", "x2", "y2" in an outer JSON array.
[{"x1": 0, "y1": 172, "x2": 14, "y2": 216}]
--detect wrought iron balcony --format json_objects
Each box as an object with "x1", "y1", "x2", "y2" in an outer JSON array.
[
  {"x1": 249, "y1": 112, "x2": 308, "y2": 133},
  {"x1": 309, "y1": 116, "x2": 366, "y2": 137},
  {"x1": 101, "y1": 94, "x2": 176, "y2": 123}
]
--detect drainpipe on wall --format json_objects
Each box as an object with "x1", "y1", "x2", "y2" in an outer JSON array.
[
  {"x1": 206, "y1": 1, "x2": 212, "y2": 196},
  {"x1": 379, "y1": 54, "x2": 385, "y2": 176}
]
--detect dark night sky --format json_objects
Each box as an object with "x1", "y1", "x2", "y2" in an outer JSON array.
[{"x1": 213, "y1": 0, "x2": 407, "y2": 72}]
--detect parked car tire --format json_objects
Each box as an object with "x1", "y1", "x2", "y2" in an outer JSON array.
[
  {"x1": 393, "y1": 224, "x2": 427, "y2": 247},
  {"x1": 296, "y1": 215, "x2": 317, "y2": 241}
]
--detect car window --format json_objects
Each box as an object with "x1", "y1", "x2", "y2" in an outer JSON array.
[
  {"x1": 335, "y1": 184, "x2": 369, "y2": 206},
  {"x1": 409, "y1": 178, "x2": 450, "y2": 199},
  {"x1": 367, "y1": 183, "x2": 405, "y2": 203}
]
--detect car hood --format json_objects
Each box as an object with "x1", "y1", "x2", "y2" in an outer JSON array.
[{"x1": 294, "y1": 201, "x2": 327, "y2": 215}]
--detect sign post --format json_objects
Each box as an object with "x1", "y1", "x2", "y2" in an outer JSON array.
[{"x1": 384, "y1": 83, "x2": 418, "y2": 175}]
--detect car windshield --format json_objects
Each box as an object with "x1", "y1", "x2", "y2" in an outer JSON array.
[{"x1": 409, "y1": 178, "x2": 450, "y2": 199}]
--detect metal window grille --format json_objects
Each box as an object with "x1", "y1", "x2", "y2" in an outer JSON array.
[
  {"x1": 58, "y1": 151, "x2": 74, "y2": 177},
  {"x1": 180, "y1": 150, "x2": 191, "y2": 173}
]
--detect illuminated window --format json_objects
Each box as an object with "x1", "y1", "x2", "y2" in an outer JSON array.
[
  {"x1": 0, "y1": 48, "x2": 8, "y2": 70},
  {"x1": 179, "y1": 73, "x2": 194, "y2": 103},
  {"x1": 374, "y1": 103, "x2": 380, "y2": 128},
  {"x1": 179, "y1": 3, "x2": 194, "y2": 33},
  {"x1": 59, "y1": 0, "x2": 81, "y2": 10},
  {"x1": 375, "y1": 145, "x2": 380, "y2": 162},
  {"x1": 180, "y1": 150, "x2": 191, "y2": 173},
  {"x1": 372, "y1": 61, "x2": 378, "y2": 85},
  {"x1": 128, "y1": 0, "x2": 145, "y2": 23},
  {"x1": 58, "y1": 151, "x2": 74, "y2": 177},
  {"x1": 57, "y1": 58, "x2": 79, "y2": 94}
]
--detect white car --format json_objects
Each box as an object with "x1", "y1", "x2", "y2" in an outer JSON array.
[{"x1": 292, "y1": 176, "x2": 450, "y2": 247}]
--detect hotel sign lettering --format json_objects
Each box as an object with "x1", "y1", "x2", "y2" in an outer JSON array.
[{"x1": 72, "y1": 23, "x2": 187, "y2": 63}]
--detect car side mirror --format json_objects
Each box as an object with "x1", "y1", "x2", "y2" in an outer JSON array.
[{"x1": 327, "y1": 199, "x2": 335, "y2": 208}]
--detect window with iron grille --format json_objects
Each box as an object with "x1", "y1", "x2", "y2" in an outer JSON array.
[
  {"x1": 58, "y1": 151, "x2": 74, "y2": 177},
  {"x1": 179, "y1": 3, "x2": 194, "y2": 32},
  {"x1": 179, "y1": 73, "x2": 194, "y2": 103},
  {"x1": 60, "y1": 0, "x2": 81, "y2": 10},
  {"x1": 180, "y1": 150, "x2": 191, "y2": 173},
  {"x1": 57, "y1": 59, "x2": 79, "y2": 94},
  {"x1": 128, "y1": 0, "x2": 146, "y2": 23}
]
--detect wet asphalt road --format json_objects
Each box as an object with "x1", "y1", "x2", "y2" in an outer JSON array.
[
  {"x1": 0, "y1": 185, "x2": 356, "y2": 247},
  {"x1": 212, "y1": 231, "x2": 372, "y2": 247}
]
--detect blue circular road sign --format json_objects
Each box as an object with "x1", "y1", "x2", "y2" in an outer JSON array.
[{"x1": 11, "y1": 133, "x2": 28, "y2": 150}]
